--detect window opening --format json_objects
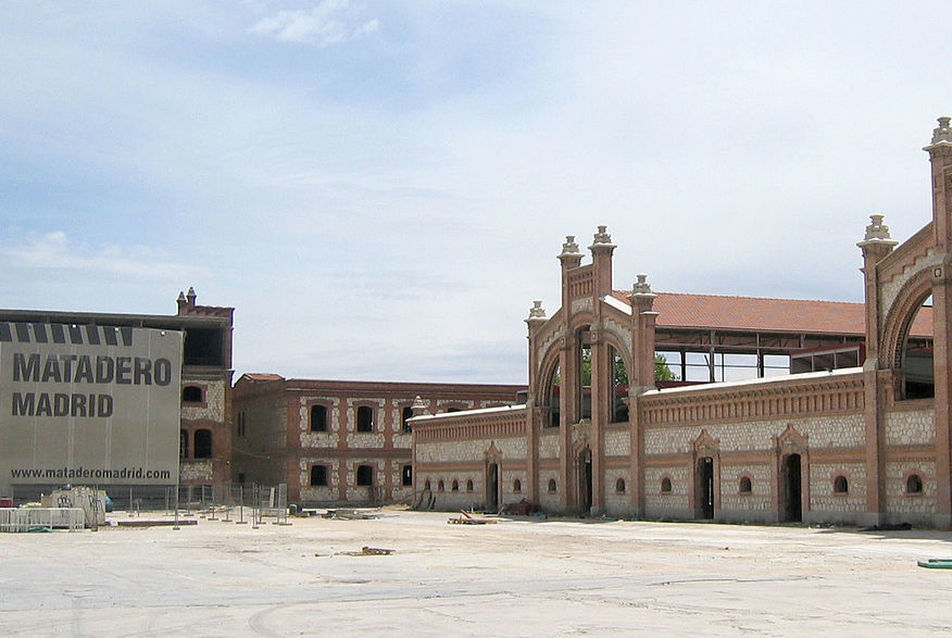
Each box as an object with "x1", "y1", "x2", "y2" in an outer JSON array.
[
  {"x1": 901, "y1": 296, "x2": 934, "y2": 399},
  {"x1": 615, "y1": 478, "x2": 626, "y2": 493},
  {"x1": 833, "y1": 475, "x2": 849, "y2": 494},
  {"x1": 660, "y1": 477, "x2": 672, "y2": 493},
  {"x1": 310, "y1": 465, "x2": 328, "y2": 486},
  {"x1": 194, "y1": 429, "x2": 212, "y2": 459},
  {"x1": 402, "y1": 406, "x2": 413, "y2": 433},
  {"x1": 739, "y1": 476, "x2": 752, "y2": 494},
  {"x1": 310, "y1": 405, "x2": 328, "y2": 432},
  {"x1": 356, "y1": 465, "x2": 374, "y2": 486},
  {"x1": 182, "y1": 385, "x2": 203, "y2": 403},
  {"x1": 180, "y1": 429, "x2": 189, "y2": 459},
  {"x1": 578, "y1": 328, "x2": 592, "y2": 419},
  {"x1": 451, "y1": 480, "x2": 459, "y2": 492},
  {"x1": 513, "y1": 478, "x2": 521, "y2": 493},
  {"x1": 466, "y1": 479, "x2": 474, "y2": 492},
  {"x1": 611, "y1": 347, "x2": 629, "y2": 422},
  {"x1": 907, "y1": 474, "x2": 923, "y2": 494},
  {"x1": 547, "y1": 478, "x2": 557, "y2": 493},
  {"x1": 402, "y1": 465, "x2": 412, "y2": 487},
  {"x1": 356, "y1": 406, "x2": 374, "y2": 432},
  {"x1": 544, "y1": 362, "x2": 561, "y2": 428}
]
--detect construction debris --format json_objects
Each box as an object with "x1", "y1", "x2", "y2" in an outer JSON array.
[
  {"x1": 448, "y1": 510, "x2": 497, "y2": 525},
  {"x1": 322, "y1": 509, "x2": 379, "y2": 520},
  {"x1": 337, "y1": 546, "x2": 395, "y2": 556}
]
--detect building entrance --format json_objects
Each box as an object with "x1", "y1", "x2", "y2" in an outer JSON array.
[
  {"x1": 487, "y1": 463, "x2": 499, "y2": 512},
  {"x1": 783, "y1": 454, "x2": 802, "y2": 522},
  {"x1": 697, "y1": 457, "x2": 714, "y2": 519},
  {"x1": 578, "y1": 448, "x2": 592, "y2": 515}
]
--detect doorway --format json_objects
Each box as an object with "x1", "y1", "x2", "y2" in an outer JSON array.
[
  {"x1": 487, "y1": 463, "x2": 499, "y2": 512},
  {"x1": 578, "y1": 448, "x2": 593, "y2": 515},
  {"x1": 697, "y1": 457, "x2": 714, "y2": 519},
  {"x1": 783, "y1": 454, "x2": 802, "y2": 522}
]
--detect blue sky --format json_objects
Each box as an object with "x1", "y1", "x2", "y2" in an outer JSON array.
[{"x1": 1, "y1": 1, "x2": 950, "y2": 383}]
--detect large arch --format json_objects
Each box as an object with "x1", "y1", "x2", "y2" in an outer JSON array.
[
  {"x1": 881, "y1": 268, "x2": 933, "y2": 370},
  {"x1": 880, "y1": 268, "x2": 935, "y2": 399}
]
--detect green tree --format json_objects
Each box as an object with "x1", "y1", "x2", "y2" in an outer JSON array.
[{"x1": 655, "y1": 354, "x2": 679, "y2": 381}]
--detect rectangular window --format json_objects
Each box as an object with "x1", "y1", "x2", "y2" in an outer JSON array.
[
  {"x1": 356, "y1": 406, "x2": 374, "y2": 432},
  {"x1": 310, "y1": 404, "x2": 328, "y2": 432},
  {"x1": 356, "y1": 464, "x2": 374, "y2": 486},
  {"x1": 310, "y1": 465, "x2": 328, "y2": 486},
  {"x1": 401, "y1": 465, "x2": 412, "y2": 486}
]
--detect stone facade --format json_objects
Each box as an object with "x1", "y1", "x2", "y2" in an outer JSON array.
[
  {"x1": 233, "y1": 377, "x2": 524, "y2": 506},
  {"x1": 410, "y1": 119, "x2": 952, "y2": 529}
]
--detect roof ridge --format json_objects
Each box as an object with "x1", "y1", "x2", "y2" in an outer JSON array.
[{"x1": 612, "y1": 289, "x2": 863, "y2": 306}]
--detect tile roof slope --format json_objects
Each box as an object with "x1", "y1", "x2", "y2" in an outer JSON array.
[{"x1": 611, "y1": 291, "x2": 932, "y2": 337}]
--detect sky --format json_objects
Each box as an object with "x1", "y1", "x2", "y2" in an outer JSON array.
[{"x1": 1, "y1": 1, "x2": 950, "y2": 384}]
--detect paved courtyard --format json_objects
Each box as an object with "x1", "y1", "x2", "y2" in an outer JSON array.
[{"x1": 1, "y1": 508, "x2": 951, "y2": 636}]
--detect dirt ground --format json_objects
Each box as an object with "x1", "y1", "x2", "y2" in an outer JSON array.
[{"x1": 1, "y1": 508, "x2": 951, "y2": 636}]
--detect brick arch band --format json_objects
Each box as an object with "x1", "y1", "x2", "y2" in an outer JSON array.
[{"x1": 881, "y1": 268, "x2": 934, "y2": 370}]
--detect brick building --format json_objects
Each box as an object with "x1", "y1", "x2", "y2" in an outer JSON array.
[
  {"x1": 231, "y1": 376, "x2": 524, "y2": 506},
  {"x1": 410, "y1": 117, "x2": 952, "y2": 528}
]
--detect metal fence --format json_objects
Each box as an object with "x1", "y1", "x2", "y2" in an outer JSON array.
[{"x1": 7, "y1": 483, "x2": 290, "y2": 525}]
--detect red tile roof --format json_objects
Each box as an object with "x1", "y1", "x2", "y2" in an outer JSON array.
[
  {"x1": 240, "y1": 373, "x2": 285, "y2": 382},
  {"x1": 611, "y1": 291, "x2": 933, "y2": 337}
]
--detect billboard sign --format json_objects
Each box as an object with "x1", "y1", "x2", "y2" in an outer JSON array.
[{"x1": 0, "y1": 322, "x2": 182, "y2": 487}]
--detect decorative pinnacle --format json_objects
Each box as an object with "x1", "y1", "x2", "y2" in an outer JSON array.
[
  {"x1": 592, "y1": 225, "x2": 612, "y2": 244},
  {"x1": 410, "y1": 395, "x2": 429, "y2": 417},
  {"x1": 526, "y1": 300, "x2": 546, "y2": 320},
  {"x1": 560, "y1": 235, "x2": 580, "y2": 255},
  {"x1": 864, "y1": 214, "x2": 891, "y2": 241},
  {"x1": 931, "y1": 116, "x2": 952, "y2": 145},
  {"x1": 632, "y1": 274, "x2": 653, "y2": 295},
  {"x1": 858, "y1": 213, "x2": 898, "y2": 249}
]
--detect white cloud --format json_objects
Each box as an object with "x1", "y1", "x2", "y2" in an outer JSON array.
[
  {"x1": 249, "y1": 1, "x2": 379, "y2": 47},
  {"x1": 0, "y1": 232, "x2": 209, "y2": 281}
]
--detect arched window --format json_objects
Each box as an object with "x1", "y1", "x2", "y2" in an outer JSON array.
[
  {"x1": 194, "y1": 429, "x2": 212, "y2": 459},
  {"x1": 401, "y1": 406, "x2": 413, "y2": 433},
  {"x1": 900, "y1": 295, "x2": 934, "y2": 400},
  {"x1": 437, "y1": 480, "x2": 445, "y2": 492},
  {"x1": 182, "y1": 385, "x2": 203, "y2": 403},
  {"x1": 402, "y1": 465, "x2": 412, "y2": 486},
  {"x1": 547, "y1": 479, "x2": 557, "y2": 493},
  {"x1": 310, "y1": 405, "x2": 328, "y2": 432},
  {"x1": 661, "y1": 477, "x2": 672, "y2": 493},
  {"x1": 577, "y1": 328, "x2": 592, "y2": 420},
  {"x1": 615, "y1": 478, "x2": 626, "y2": 494},
  {"x1": 356, "y1": 406, "x2": 374, "y2": 432},
  {"x1": 466, "y1": 479, "x2": 474, "y2": 492},
  {"x1": 180, "y1": 429, "x2": 189, "y2": 458},
  {"x1": 907, "y1": 474, "x2": 923, "y2": 494},
  {"x1": 356, "y1": 465, "x2": 374, "y2": 486},
  {"x1": 611, "y1": 347, "x2": 629, "y2": 423},
  {"x1": 833, "y1": 475, "x2": 849, "y2": 494},
  {"x1": 739, "y1": 476, "x2": 752, "y2": 494},
  {"x1": 451, "y1": 480, "x2": 459, "y2": 492},
  {"x1": 513, "y1": 478, "x2": 522, "y2": 493},
  {"x1": 424, "y1": 479, "x2": 431, "y2": 491},
  {"x1": 310, "y1": 465, "x2": 328, "y2": 486},
  {"x1": 544, "y1": 361, "x2": 561, "y2": 428}
]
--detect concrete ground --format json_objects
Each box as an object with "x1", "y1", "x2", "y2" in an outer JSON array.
[{"x1": 1, "y1": 508, "x2": 952, "y2": 637}]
